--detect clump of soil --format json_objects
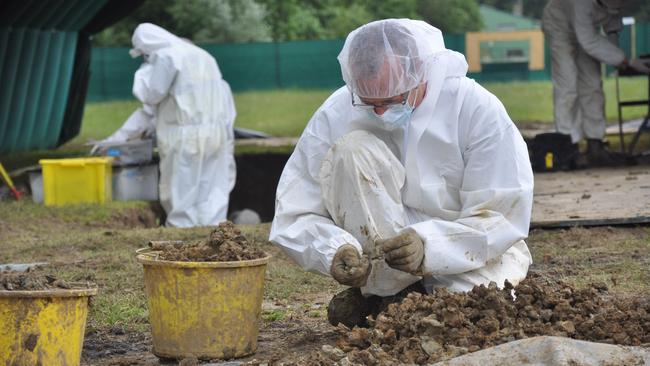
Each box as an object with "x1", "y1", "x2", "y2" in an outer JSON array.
[
  {"x1": 1, "y1": 268, "x2": 73, "y2": 291},
  {"x1": 307, "y1": 272, "x2": 650, "y2": 365},
  {"x1": 153, "y1": 221, "x2": 267, "y2": 262}
]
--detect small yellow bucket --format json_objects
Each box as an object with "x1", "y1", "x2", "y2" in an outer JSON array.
[
  {"x1": 0, "y1": 287, "x2": 97, "y2": 366},
  {"x1": 136, "y1": 248, "x2": 271, "y2": 360}
]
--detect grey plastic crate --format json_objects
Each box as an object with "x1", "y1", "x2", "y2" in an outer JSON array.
[
  {"x1": 28, "y1": 170, "x2": 43, "y2": 203},
  {"x1": 29, "y1": 163, "x2": 159, "y2": 203},
  {"x1": 102, "y1": 139, "x2": 154, "y2": 166},
  {"x1": 112, "y1": 164, "x2": 159, "y2": 201}
]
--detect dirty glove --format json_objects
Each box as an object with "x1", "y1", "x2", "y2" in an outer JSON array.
[
  {"x1": 628, "y1": 58, "x2": 650, "y2": 74},
  {"x1": 330, "y1": 244, "x2": 371, "y2": 287},
  {"x1": 377, "y1": 228, "x2": 424, "y2": 275}
]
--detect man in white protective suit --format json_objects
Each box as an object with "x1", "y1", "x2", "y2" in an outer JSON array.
[
  {"x1": 542, "y1": 0, "x2": 650, "y2": 166},
  {"x1": 269, "y1": 19, "x2": 535, "y2": 328},
  {"x1": 94, "y1": 23, "x2": 237, "y2": 227}
]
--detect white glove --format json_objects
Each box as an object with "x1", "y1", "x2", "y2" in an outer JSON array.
[
  {"x1": 628, "y1": 58, "x2": 650, "y2": 74},
  {"x1": 88, "y1": 140, "x2": 108, "y2": 155},
  {"x1": 90, "y1": 144, "x2": 101, "y2": 155}
]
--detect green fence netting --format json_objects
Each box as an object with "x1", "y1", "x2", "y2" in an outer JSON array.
[{"x1": 87, "y1": 23, "x2": 650, "y2": 102}]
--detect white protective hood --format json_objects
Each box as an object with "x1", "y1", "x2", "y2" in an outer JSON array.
[
  {"x1": 130, "y1": 23, "x2": 180, "y2": 58},
  {"x1": 270, "y1": 19, "x2": 533, "y2": 296},
  {"x1": 338, "y1": 19, "x2": 453, "y2": 99}
]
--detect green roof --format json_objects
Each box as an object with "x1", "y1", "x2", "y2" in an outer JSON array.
[{"x1": 480, "y1": 5, "x2": 539, "y2": 31}]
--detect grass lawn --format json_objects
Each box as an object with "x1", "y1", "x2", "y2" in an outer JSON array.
[{"x1": 70, "y1": 77, "x2": 649, "y2": 146}]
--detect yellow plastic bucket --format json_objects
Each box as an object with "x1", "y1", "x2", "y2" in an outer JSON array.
[
  {"x1": 0, "y1": 287, "x2": 97, "y2": 366},
  {"x1": 136, "y1": 248, "x2": 271, "y2": 360}
]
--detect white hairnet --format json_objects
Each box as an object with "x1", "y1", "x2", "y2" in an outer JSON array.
[
  {"x1": 130, "y1": 23, "x2": 183, "y2": 58},
  {"x1": 338, "y1": 19, "x2": 446, "y2": 99}
]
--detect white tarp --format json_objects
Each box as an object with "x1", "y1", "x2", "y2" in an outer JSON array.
[{"x1": 433, "y1": 336, "x2": 650, "y2": 366}]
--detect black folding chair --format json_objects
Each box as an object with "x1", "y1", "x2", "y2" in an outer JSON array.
[{"x1": 616, "y1": 57, "x2": 650, "y2": 157}]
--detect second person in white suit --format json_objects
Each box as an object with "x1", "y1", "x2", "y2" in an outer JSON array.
[{"x1": 97, "y1": 23, "x2": 237, "y2": 227}]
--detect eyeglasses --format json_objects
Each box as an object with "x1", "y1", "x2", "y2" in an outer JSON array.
[{"x1": 351, "y1": 90, "x2": 411, "y2": 110}]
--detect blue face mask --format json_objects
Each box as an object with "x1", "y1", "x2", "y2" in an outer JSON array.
[{"x1": 366, "y1": 102, "x2": 414, "y2": 131}]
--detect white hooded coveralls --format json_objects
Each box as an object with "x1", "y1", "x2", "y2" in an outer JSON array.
[
  {"x1": 106, "y1": 23, "x2": 236, "y2": 227},
  {"x1": 542, "y1": 0, "x2": 625, "y2": 143},
  {"x1": 270, "y1": 20, "x2": 534, "y2": 297}
]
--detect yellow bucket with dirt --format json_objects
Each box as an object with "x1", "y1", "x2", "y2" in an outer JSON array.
[
  {"x1": 136, "y1": 248, "x2": 271, "y2": 359},
  {"x1": 0, "y1": 287, "x2": 97, "y2": 366}
]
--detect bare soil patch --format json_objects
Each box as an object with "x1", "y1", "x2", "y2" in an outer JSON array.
[
  {"x1": 152, "y1": 221, "x2": 267, "y2": 262},
  {"x1": 82, "y1": 327, "x2": 156, "y2": 366}
]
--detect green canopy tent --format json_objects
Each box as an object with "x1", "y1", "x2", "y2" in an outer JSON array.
[{"x1": 0, "y1": 0, "x2": 143, "y2": 154}]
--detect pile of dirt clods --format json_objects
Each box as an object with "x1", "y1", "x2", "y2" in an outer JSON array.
[
  {"x1": 1, "y1": 267, "x2": 73, "y2": 291},
  {"x1": 152, "y1": 221, "x2": 267, "y2": 262},
  {"x1": 308, "y1": 272, "x2": 650, "y2": 365}
]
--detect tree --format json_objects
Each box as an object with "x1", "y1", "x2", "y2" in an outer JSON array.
[
  {"x1": 478, "y1": 0, "x2": 546, "y2": 20},
  {"x1": 227, "y1": 0, "x2": 272, "y2": 42},
  {"x1": 92, "y1": 0, "x2": 176, "y2": 46},
  {"x1": 320, "y1": 4, "x2": 374, "y2": 39},
  {"x1": 417, "y1": 0, "x2": 483, "y2": 34},
  {"x1": 257, "y1": 0, "x2": 298, "y2": 41},
  {"x1": 258, "y1": 0, "x2": 420, "y2": 41},
  {"x1": 362, "y1": 0, "x2": 420, "y2": 20},
  {"x1": 171, "y1": 0, "x2": 271, "y2": 43},
  {"x1": 92, "y1": 0, "x2": 271, "y2": 46}
]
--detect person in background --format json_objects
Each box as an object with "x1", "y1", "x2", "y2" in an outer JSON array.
[
  {"x1": 94, "y1": 23, "x2": 236, "y2": 227},
  {"x1": 542, "y1": 0, "x2": 650, "y2": 166},
  {"x1": 270, "y1": 19, "x2": 534, "y2": 328}
]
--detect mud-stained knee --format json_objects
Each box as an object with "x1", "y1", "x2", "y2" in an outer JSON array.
[{"x1": 330, "y1": 130, "x2": 386, "y2": 159}]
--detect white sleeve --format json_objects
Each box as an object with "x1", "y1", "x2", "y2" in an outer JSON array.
[
  {"x1": 573, "y1": 0, "x2": 625, "y2": 66},
  {"x1": 101, "y1": 107, "x2": 155, "y2": 144},
  {"x1": 410, "y1": 89, "x2": 534, "y2": 276},
  {"x1": 221, "y1": 80, "x2": 237, "y2": 191},
  {"x1": 133, "y1": 55, "x2": 176, "y2": 105},
  {"x1": 269, "y1": 111, "x2": 362, "y2": 277}
]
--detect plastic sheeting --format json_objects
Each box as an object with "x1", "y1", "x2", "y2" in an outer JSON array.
[
  {"x1": 0, "y1": 0, "x2": 105, "y2": 154},
  {"x1": 434, "y1": 336, "x2": 650, "y2": 366},
  {"x1": 0, "y1": 28, "x2": 77, "y2": 152}
]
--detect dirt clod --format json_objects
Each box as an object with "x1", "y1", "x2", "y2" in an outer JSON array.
[
  {"x1": 0, "y1": 268, "x2": 76, "y2": 291},
  {"x1": 153, "y1": 221, "x2": 267, "y2": 262},
  {"x1": 305, "y1": 272, "x2": 650, "y2": 365}
]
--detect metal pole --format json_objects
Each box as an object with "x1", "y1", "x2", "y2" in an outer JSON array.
[{"x1": 616, "y1": 72, "x2": 625, "y2": 154}]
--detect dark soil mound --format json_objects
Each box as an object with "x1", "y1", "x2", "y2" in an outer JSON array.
[
  {"x1": 153, "y1": 221, "x2": 267, "y2": 262},
  {"x1": 308, "y1": 272, "x2": 650, "y2": 365}
]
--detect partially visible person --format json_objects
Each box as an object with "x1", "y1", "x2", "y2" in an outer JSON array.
[
  {"x1": 542, "y1": 0, "x2": 650, "y2": 166},
  {"x1": 94, "y1": 23, "x2": 236, "y2": 227}
]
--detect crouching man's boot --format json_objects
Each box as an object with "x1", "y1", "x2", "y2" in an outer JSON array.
[
  {"x1": 327, "y1": 287, "x2": 378, "y2": 328},
  {"x1": 586, "y1": 139, "x2": 619, "y2": 167},
  {"x1": 327, "y1": 282, "x2": 427, "y2": 328}
]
